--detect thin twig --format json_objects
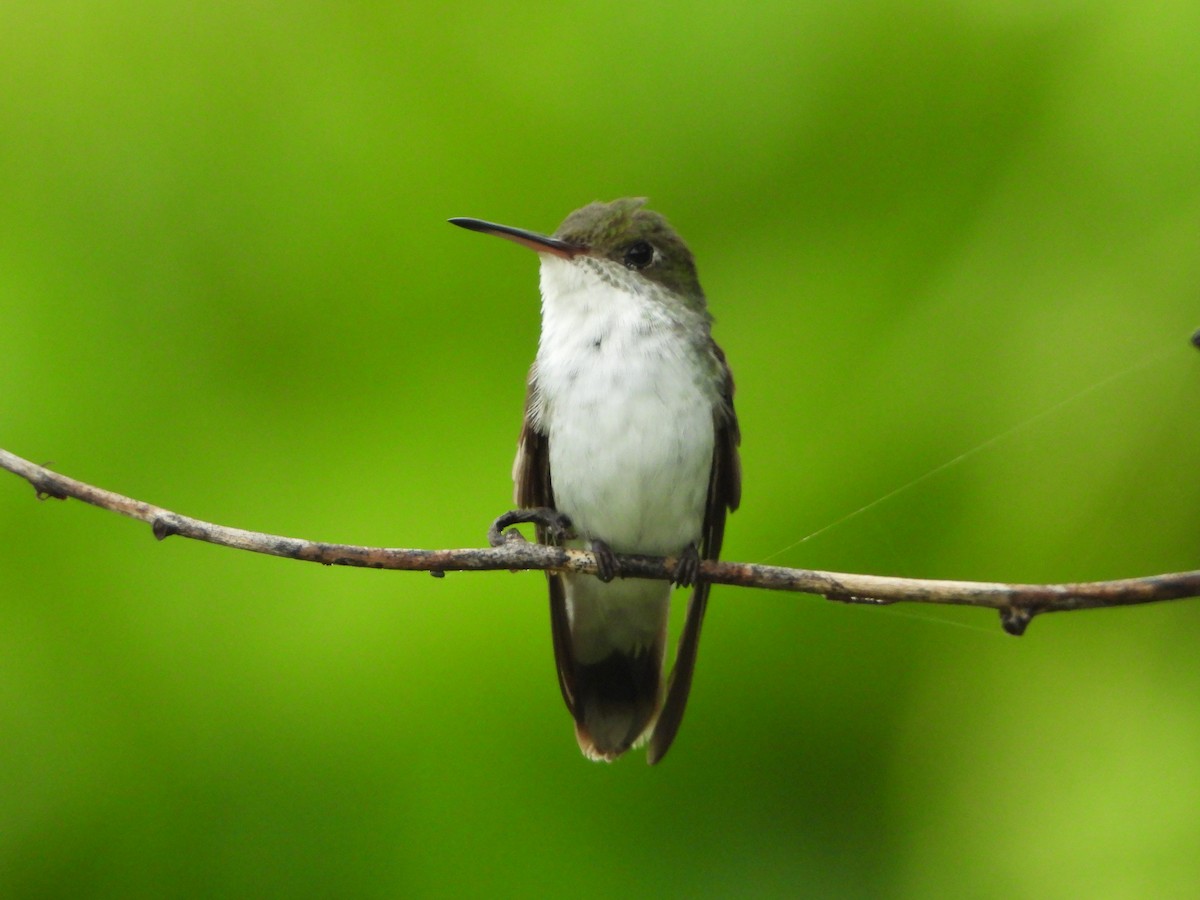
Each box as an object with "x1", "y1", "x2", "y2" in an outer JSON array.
[{"x1": 3, "y1": 447, "x2": 1198, "y2": 636}]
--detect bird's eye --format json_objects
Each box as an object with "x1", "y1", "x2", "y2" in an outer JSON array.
[{"x1": 623, "y1": 240, "x2": 654, "y2": 270}]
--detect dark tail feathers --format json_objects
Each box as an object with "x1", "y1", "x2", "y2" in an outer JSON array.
[{"x1": 571, "y1": 649, "x2": 662, "y2": 762}]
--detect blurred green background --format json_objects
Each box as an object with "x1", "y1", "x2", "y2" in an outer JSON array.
[{"x1": 2, "y1": 1, "x2": 1199, "y2": 896}]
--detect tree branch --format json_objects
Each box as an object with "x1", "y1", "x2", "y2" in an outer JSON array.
[{"x1": 3, "y1": 447, "x2": 1198, "y2": 637}]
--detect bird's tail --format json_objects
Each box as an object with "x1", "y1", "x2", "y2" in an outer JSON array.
[
  {"x1": 550, "y1": 575, "x2": 669, "y2": 761},
  {"x1": 571, "y1": 645, "x2": 664, "y2": 761}
]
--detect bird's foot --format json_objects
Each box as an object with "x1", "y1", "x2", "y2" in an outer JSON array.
[
  {"x1": 488, "y1": 508, "x2": 575, "y2": 547},
  {"x1": 590, "y1": 538, "x2": 619, "y2": 583},
  {"x1": 671, "y1": 542, "x2": 701, "y2": 588}
]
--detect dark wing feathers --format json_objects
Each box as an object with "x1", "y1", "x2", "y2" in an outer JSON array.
[
  {"x1": 513, "y1": 368, "x2": 578, "y2": 716},
  {"x1": 647, "y1": 343, "x2": 740, "y2": 765},
  {"x1": 513, "y1": 386, "x2": 551, "y2": 515}
]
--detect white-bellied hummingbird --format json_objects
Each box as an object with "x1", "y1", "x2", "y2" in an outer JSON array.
[{"x1": 450, "y1": 199, "x2": 740, "y2": 763}]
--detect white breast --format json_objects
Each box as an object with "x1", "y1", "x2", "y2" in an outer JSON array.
[{"x1": 533, "y1": 255, "x2": 715, "y2": 556}]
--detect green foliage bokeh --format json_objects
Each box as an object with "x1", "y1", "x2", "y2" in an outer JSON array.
[{"x1": 2, "y1": 2, "x2": 1199, "y2": 897}]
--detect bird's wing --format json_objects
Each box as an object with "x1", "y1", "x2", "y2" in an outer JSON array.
[
  {"x1": 513, "y1": 367, "x2": 577, "y2": 716},
  {"x1": 647, "y1": 342, "x2": 741, "y2": 764}
]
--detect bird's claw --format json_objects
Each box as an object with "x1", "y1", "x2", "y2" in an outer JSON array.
[
  {"x1": 591, "y1": 539, "x2": 619, "y2": 583},
  {"x1": 488, "y1": 508, "x2": 575, "y2": 548},
  {"x1": 672, "y1": 543, "x2": 701, "y2": 588}
]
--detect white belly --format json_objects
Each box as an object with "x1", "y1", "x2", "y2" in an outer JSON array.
[
  {"x1": 545, "y1": 362, "x2": 712, "y2": 554},
  {"x1": 541, "y1": 337, "x2": 713, "y2": 662},
  {"x1": 531, "y1": 255, "x2": 719, "y2": 663},
  {"x1": 534, "y1": 281, "x2": 715, "y2": 555}
]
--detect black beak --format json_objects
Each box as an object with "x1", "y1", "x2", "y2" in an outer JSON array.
[{"x1": 449, "y1": 217, "x2": 580, "y2": 259}]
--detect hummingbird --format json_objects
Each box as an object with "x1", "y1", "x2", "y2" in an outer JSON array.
[{"x1": 450, "y1": 198, "x2": 740, "y2": 764}]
